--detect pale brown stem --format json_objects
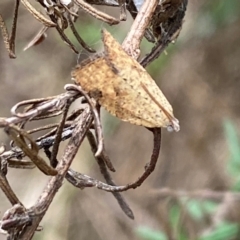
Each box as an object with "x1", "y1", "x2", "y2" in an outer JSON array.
[{"x1": 122, "y1": 0, "x2": 158, "y2": 58}]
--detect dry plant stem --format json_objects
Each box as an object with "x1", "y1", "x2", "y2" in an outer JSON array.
[
  {"x1": 7, "y1": 159, "x2": 35, "y2": 169},
  {"x1": 0, "y1": 14, "x2": 16, "y2": 58},
  {"x1": 65, "y1": 85, "x2": 105, "y2": 159},
  {"x1": 50, "y1": 99, "x2": 72, "y2": 167},
  {"x1": 86, "y1": 0, "x2": 119, "y2": 6},
  {"x1": 86, "y1": 131, "x2": 134, "y2": 219},
  {"x1": 51, "y1": 15, "x2": 79, "y2": 54},
  {"x1": 126, "y1": 1, "x2": 155, "y2": 43},
  {"x1": 30, "y1": 111, "x2": 63, "y2": 120},
  {"x1": 96, "y1": 127, "x2": 161, "y2": 192},
  {"x1": 0, "y1": 173, "x2": 22, "y2": 205},
  {"x1": 34, "y1": 120, "x2": 73, "y2": 142},
  {"x1": 11, "y1": 96, "x2": 60, "y2": 119},
  {"x1": 62, "y1": 5, "x2": 79, "y2": 18},
  {"x1": 8, "y1": 92, "x2": 75, "y2": 125},
  {"x1": 83, "y1": 128, "x2": 161, "y2": 192},
  {"x1": 5, "y1": 125, "x2": 57, "y2": 176},
  {"x1": 18, "y1": 107, "x2": 93, "y2": 240},
  {"x1": 1, "y1": 204, "x2": 29, "y2": 232},
  {"x1": 0, "y1": 0, "x2": 20, "y2": 59},
  {"x1": 21, "y1": 0, "x2": 56, "y2": 27},
  {"x1": 9, "y1": 0, "x2": 20, "y2": 56},
  {"x1": 26, "y1": 123, "x2": 60, "y2": 135},
  {"x1": 121, "y1": 0, "x2": 158, "y2": 58},
  {"x1": 66, "y1": 13, "x2": 96, "y2": 53},
  {"x1": 66, "y1": 85, "x2": 116, "y2": 171},
  {"x1": 140, "y1": 0, "x2": 188, "y2": 67},
  {"x1": 73, "y1": 0, "x2": 119, "y2": 25},
  {"x1": 0, "y1": 124, "x2": 75, "y2": 164},
  {"x1": 44, "y1": 137, "x2": 132, "y2": 219},
  {"x1": 64, "y1": 168, "x2": 240, "y2": 203}
]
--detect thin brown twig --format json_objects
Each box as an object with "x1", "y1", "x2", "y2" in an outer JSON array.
[
  {"x1": 66, "y1": 84, "x2": 116, "y2": 171},
  {"x1": 5, "y1": 125, "x2": 57, "y2": 176},
  {"x1": 0, "y1": 173, "x2": 22, "y2": 206},
  {"x1": 0, "y1": 14, "x2": 16, "y2": 58},
  {"x1": 73, "y1": 0, "x2": 119, "y2": 25},
  {"x1": 9, "y1": 0, "x2": 20, "y2": 56},
  {"x1": 122, "y1": 0, "x2": 158, "y2": 58},
  {"x1": 76, "y1": 128, "x2": 161, "y2": 193},
  {"x1": 86, "y1": 131, "x2": 134, "y2": 219},
  {"x1": 67, "y1": 12, "x2": 96, "y2": 53},
  {"x1": 21, "y1": 0, "x2": 56, "y2": 27},
  {"x1": 65, "y1": 86, "x2": 102, "y2": 153},
  {"x1": 50, "y1": 99, "x2": 72, "y2": 167},
  {"x1": 49, "y1": 14, "x2": 79, "y2": 54},
  {"x1": 18, "y1": 107, "x2": 93, "y2": 239}
]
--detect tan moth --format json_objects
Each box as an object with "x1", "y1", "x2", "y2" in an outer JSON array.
[{"x1": 72, "y1": 29, "x2": 180, "y2": 132}]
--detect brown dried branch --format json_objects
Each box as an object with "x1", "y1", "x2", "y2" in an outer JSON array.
[
  {"x1": 74, "y1": 0, "x2": 119, "y2": 25},
  {"x1": 0, "y1": 173, "x2": 22, "y2": 206},
  {"x1": 122, "y1": 0, "x2": 159, "y2": 58},
  {"x1": 65, "y1": 84, "x2": 105, "y2": 158},
  {"x1": 86, "y1": 130, "x2": 134, "y2": 219},
  {"x1": 17, "y1": 107, "x2": 93, "y2": 239},
  {"x1": 85, "y1": 128, "x2": 161, "y2": 192},
  {"x1": 5, "y1": 125, "x2": 57, "y2": 176},
  {"x1": 140, "y1": 0, "x2": 188, "y2": 67},
  {"x1": 0, "y1": 14, "x2": 16, "y2": 58}
]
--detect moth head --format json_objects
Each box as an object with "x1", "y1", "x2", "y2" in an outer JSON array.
[{"x1": 167, "y1": 118, "x2": 180, "y2": 132}]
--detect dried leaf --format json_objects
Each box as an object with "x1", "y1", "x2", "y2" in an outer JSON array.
[{"x1": 72, "y1": 29, "x2": 180, "y2": 132}]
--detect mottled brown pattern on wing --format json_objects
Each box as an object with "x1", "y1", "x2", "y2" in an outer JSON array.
[{"x1": 72, "y1": 30, "x2": 180, "y2": 131}]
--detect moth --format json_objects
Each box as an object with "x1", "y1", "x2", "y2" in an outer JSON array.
[{"x1": 72, "y1": 30, "x2": 180, "y2": 132}]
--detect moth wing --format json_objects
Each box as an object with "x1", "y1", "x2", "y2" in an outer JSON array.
[
  {"x1": 72, "y1": 56, "x2": 116, "y2": 97},
  {"x1": 101, "y1": 29, "x2": 179, "y2": 130}
]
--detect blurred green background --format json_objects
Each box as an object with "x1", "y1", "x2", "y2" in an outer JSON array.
[{"x1": 1, "y1": 0, "x2": 240, "y2": 239}]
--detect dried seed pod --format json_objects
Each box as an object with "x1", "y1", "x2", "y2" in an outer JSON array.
[{"x1": 72, "y1": 29, "x2": 180, "y2": 132}]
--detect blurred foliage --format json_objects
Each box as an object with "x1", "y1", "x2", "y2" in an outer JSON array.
[
  {"x1": 224, "y1": 120, "x2": 240, "y2": 191},
  {"x1": 199, "y1": 222, "x2": 239, "y2": 240},
  {"x1": 136, "y1": 120, "x2": 240, "y2": 240},
  {"x1": 148, "y1": 0, "x2": 240, "y2": 77},
  {"x1": 196, "y1": 0, "x2": 240, "y2": 38},
  {"x1": 201, "y1": 0, "x2": 240, "y2": 28},
  {"x1": 136, "y1": 227, "x2": 167, "y2": 240}
]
